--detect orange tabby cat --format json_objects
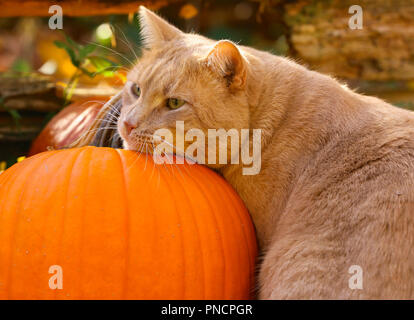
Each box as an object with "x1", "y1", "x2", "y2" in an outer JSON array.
[{"x1": 77, "y1": 7, "x2": 414, "y2": 299}]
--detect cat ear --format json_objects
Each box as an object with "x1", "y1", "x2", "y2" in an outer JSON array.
[
  {"x1": 139, "y1": 6, "x2": 183, "y2": 47},
  {"x1": 206, "y1": 40, "x2": 247, "y2": 89}
]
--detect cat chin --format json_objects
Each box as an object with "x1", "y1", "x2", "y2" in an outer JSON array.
[{"x1": 122, "y1": 140, "x2": 137, "y2": 151}]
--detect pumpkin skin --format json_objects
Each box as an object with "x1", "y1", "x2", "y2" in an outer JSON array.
[
  {"x1": 28, "y1": 98, "x2": 107, "y2": 156},
  {"x1": 0, "y1": 147, "x2": 257, "y2": 299}
]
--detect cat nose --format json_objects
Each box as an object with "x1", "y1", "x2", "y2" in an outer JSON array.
[{"x1": 124, "y1": 120, "x2": 137, "y2": 135}]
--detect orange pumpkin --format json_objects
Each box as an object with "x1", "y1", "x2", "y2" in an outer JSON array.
[
  {"x1": 28, "y1": 98, "x2": 107, "y2": 156},
  {"x1": 0, "y1": 147, "x2": 257, "y2": 299}
]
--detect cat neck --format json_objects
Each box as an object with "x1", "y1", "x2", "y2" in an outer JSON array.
[{"x1": 220, "y1": 55, "x2": 362, "y2": 249}]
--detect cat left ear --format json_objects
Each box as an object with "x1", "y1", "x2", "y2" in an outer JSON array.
[
  {"x1": 139, "y1": 6, "x2": 183, "y2": 48},
  {"x1": 206, "y1": 40, "x2": 247, "y2": 89}
]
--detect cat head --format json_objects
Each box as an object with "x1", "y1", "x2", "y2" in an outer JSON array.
[{"x1": 118, "y1": 6, "x2": 252, "y2": 167}]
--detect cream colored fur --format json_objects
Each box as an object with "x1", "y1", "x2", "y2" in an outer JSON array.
[{"x1": 82, "y1": 7, "x2": 414, "y2": 299}]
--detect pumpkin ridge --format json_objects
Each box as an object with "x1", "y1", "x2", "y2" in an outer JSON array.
[
  {"x1": 156, "y1": 160, "x2": 187, "y2": 299},
  {"x1": 0, "y1": 147, "x2": 257, "y2": 299},
  {"x1": 76, "y1": 147, "x2": 95, "y2": 299},
  {"x1": 114, "y1": 148, "x2": 132, "y2": 300},
  {"x1": 52, "y1": 147, "x2": 85, "y2": 299},
  {"x1": 182, "y1": 166, "x2": 227, "y2": 299},
  {"x1": 213, "y1": 173, "x2": 257, "y2": 298},
  {"x1": 0, "y1": 164, "x2": 30, "y2": 298},
  {"x1": 144, "y1": 155, "x2": 160, "y2": 299},
  {"x1": 227, "y1": 184, "x2": 258, "y2": 298},
  {"x1": 3, "y1": 151, "x2": 60, "y2": 298}
]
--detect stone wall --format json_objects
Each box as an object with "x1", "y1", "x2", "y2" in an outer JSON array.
[{"x1": 283, "y1": 0, "x2": 414, "y2": 81}]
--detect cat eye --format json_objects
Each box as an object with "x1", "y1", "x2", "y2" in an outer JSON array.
[
  {"x1": 167, "y1": 98, "x2": 185, "y2": 110},
  {"x1": 130, "y1": 83, "x2": 141, "y2": 98}
]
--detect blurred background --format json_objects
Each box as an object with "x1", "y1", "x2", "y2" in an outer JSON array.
[{"x1": 0, "y1": 0, "x2": 414, "y2": 170}]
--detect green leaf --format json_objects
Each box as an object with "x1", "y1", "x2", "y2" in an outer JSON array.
[
  {"x1": 87, "y1": 56, "x2": 119, "y2": 77},
  {"x1": 78, "y1": 43, "x2": 96, "y2": 61},
  {"x1": 101, "y1": 70, "x2": 116, "y2": 77},
  {"x1": 79, "y1": 66, "x2": 96, "y2": 78},
  {"x1": 11, "y1": 58, "x2": 32, "y2": 73},
  {"x1": 88, "y1": 56, "x2": 116, "y2": 69},
  {"x1": 53, "y1": 40, "x2": 66, "y2": 49},
  {"x1": 0, "y1": 97, "x2": 21, "y2": 127},
  {"x1": 54, "y1": 40, "x2": 79, "y2": 67},
  {"x1": 63, "y1": 33, "x2": 81, "y2": 51},
  {"x1": 8, "y1": 109, "x2": 21, "y2": 121}
]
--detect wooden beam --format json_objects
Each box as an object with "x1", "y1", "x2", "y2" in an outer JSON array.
[
  {"x1": 0, "y1": 0, "x2": 178, "y2": 17},
  {"x1": 0, "y1": 73, "x2": 63, "y2": 112},
  {"x1": 0, "y1": 114, "x2": 46, "y2": 142}
]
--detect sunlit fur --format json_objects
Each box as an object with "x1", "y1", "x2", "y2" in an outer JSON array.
[{"x1": 96, "y1": 6, "x2": 414, "y2": 299}]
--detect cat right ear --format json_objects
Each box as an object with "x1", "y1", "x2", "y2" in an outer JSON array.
[
  {"x1": 138, "y1": 6, "x2": 183, "y2": 48},
  {"x1": 205, "y1": 40, "x2": 247, "y2": 90}
]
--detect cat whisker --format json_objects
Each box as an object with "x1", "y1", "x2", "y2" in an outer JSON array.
[
  {"x1": 72, "y1": 100, "x2": 110, "y2": 108},
  {"x1": 76, "y1": 127, "x2": 119, "y2": 141},
  {"x1": 148, "y1": 134, "x2": 193, "y2": 179},
  {"x1": 96, "y1": 119, "x2": 118, "y2": 125},
  {"x1": 149, "y1": 140, "x2": 162, "y2": 189},
  {"x1": 112, "y1": 24, "x2": 139, "y2": 63},
  {"x1": 151, "y1": 133, "x2": 198, "y2": 165},
  {"x1": 100, "y1": 110, "x2": 122, "y2": 123},
  {"x1": 125, "y1": 135, "x2": 152, "y2": 173},
  {"x1": 143, "y1": 142, "x2": 150, "y2": 173},
  {"x1": 90, "y1": 65, "x2": 131, "y2": 77},
  {"x1": 103, "y1": 104, "x2": 122, "y2": 117},
  {"x1": 97, "y1": 114, "x2": 120, "y2": 124},
  {"x1": 85, "y1": 41, "x2": 134, "y2": 66}
]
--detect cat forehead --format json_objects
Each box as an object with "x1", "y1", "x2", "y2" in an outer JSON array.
[
  {"x1": 126, "y1": 58, "x2": 196, "y2": 101},
  {"x1": 143, "y1": 36, "x2": 211, "y2": 59},
  {"x1": 127, "y1": 35, "x2": 223, "y2": 90},
  {"x1": 130, "y1": 45, "x2": 204, "y2": 80}
]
